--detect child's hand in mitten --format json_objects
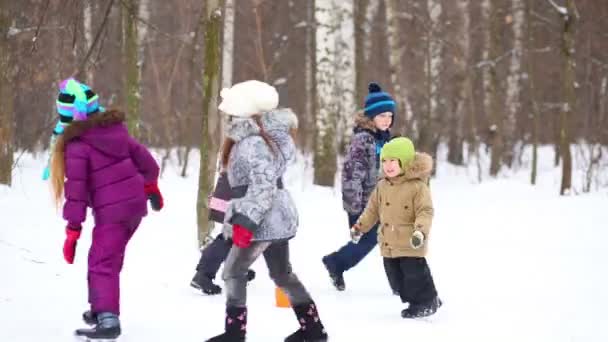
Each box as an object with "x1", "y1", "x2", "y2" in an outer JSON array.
[
  {"x1": 410, "y1": 230, "x2": 425, "y2": 249},
  {"x1": 232, "y1": 224, "x2": 253, "y2": 248},
  {"x1": 144, "y1": 181, "x2": 164, "y2": 211},
  {"x1": 63, "y1": 225, "x2": 82, "y2": 264}
]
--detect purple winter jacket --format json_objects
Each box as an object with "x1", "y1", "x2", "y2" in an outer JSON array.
[{"x1": 62, "y1": 111, "x2": 159, "y2": 226}]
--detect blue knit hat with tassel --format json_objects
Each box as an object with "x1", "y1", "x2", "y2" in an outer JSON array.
[{"x1": 364, "y1": 82, "x2": 396, "y2": 118}]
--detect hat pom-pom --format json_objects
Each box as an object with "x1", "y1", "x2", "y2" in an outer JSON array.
[{"x1": 368, "y1": 82, "x2": 382, "y2": 93}]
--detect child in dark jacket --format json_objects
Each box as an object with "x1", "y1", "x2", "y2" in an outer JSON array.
[
  {"x1": 351, "y1": 137, "x2": 442, "y2": 318},
  {"x1": 49, "y1": 78, "x2": 163, "y2": 339},
  {"x1": 322, "y1": 83, "x2": 395, "y2": 292}
]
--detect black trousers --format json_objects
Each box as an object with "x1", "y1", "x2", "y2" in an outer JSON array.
[
  {"x1": 196, "y1": 234, "x2": 232, "y2": 278},
  {"x1": 383, "y1": 257, "x2": 438, "y2": 305}
]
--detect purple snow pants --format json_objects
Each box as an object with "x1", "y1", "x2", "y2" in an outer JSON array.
[{"x1": 87, "y1": 217, "x2": 142, "y2": 315}]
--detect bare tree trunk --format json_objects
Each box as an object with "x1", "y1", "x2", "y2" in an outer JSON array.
[
  {"x1": 180, "y1": 4, "x2": 207, "y2": 178},
  {"x1": 0, "y1": 0, "x2": 13, "y2": 186},
  {"x1": 419, "y1": 0, "x2": 442, "y2": 156},
  {"x1": 558, "y1": 0, "x2": 576, "y2": 195},
  {"x1": 527, "y1": 0, "x2": 540, "y2": 185},
  {"x1": 313, "y1": 0, "x2": 339, "y2": 186},
  {"x1": 196, "y1": 1, "x2": 222, "y2": 247},
  {"x1": 504, "y1": 0, "x2": 525, "y2": 167},
  {"x1": 385, "y1": 0, "x2": 415, "y2": 137},
  {"x1": 482, "y1": 0, "x2": 504, "y2": 176},
  {"x1": 447, "y1": 0, "x2": 470, "y2": 165},
  {"x1": 600, "y1": 76, "x2": 607, "y2": 145},
  {"x1": 122, "y1": 0, "x2": 140, "y2": 138},
  {"x1": 302, "y1": 0, "x2": 316, "y2": 155}
]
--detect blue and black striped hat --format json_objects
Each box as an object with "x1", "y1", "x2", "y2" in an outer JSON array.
[{"x1": 364, "y1": 82, "x2": 396, "y2": 119}]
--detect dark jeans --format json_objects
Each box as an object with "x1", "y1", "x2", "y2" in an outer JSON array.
[
  {"x1": 195, "y1": 234, "x2": 232, "y2": 278},
  {"x1": 323, "y1": 213, "x2": 379, "y2": 274},
  {"x1": 383, "y1": 257, "x2": 438, "y2": 305},
  {"x1": 223, "y1": 240, "x2": 312, "y2": 307}
]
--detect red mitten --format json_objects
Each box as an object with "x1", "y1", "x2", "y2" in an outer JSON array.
[
  {"x1": 63, "y1": 226, "x2": 81, "y2": 264},
  {"x1": 144, "y1": 181, "x2": 164, "y2": 211},
  {"x1": 232, "y1": 224, "x2": 253, "y2": 248}
]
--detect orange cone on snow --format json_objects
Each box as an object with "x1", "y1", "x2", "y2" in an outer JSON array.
[{"x1": 275, "y1": 287, "x2": 291, "y2": 308}]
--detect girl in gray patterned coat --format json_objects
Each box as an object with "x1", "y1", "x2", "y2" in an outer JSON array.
[{"x1": 205, "y1": 80, "x2": 328, "y2": 342}]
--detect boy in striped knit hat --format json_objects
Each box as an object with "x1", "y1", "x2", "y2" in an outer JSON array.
[{"x1": 322, "y1": 82, "x2": 398, "y2": 293}]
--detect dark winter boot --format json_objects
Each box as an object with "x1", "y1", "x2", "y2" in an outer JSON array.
[
  {"x1": 401, "y1": 296, "x2": 442, "y2": 319},
  {"x1": 191, "y1": 271, "x2": 222, "y2": 295},
  {"x1": 205, "y1": 306, "x2": 247, "y2": 342},
  {"x1": 75, "y1": 312, "x2": 121, "y2": 340},
  {"x1": 284, "y1": 301, "x2": 328, "y2": 342},
  {"x1": 321, "y1": 256, "x2": 345, "y2": 291},
  {"x1": 246, "y1": 269, "x2": 256, "y2": 282},
  {"x1": 82, "y1": 310, "x2": 97, "y2": 325}
]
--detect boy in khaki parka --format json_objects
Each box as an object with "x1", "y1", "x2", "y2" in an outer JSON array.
[{"x1": 351, "y1": 137, "x2": 442, "y2": 318}]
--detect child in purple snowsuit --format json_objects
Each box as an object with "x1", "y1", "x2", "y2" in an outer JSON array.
[{"x1": 49, "y1": 78, "x2": 163, "y2": 340}]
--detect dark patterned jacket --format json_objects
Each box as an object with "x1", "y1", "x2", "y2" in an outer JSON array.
[{"x1": 341, "y1": 113, "x2": 390, "y2": 215}]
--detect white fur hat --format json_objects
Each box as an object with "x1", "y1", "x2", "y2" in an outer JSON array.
[{"x1": 218, "y1": 80, "x2": 279, "y2": 117}]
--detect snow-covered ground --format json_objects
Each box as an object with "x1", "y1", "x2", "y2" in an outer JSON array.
[{"x1": 0, "y1": 147, "x2": 606, "y2": 341}]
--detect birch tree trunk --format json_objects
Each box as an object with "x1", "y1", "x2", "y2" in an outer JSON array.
[
  {"x1": 123, "y1": 0, "x2": 140, "y2": 138},
  {"x1": 0, "y1": 0, "x2": 13, "y2": 186},
  {"x1": 362, "y1": 0, "x2": 379, "y2": 65},
  {"x1": 196, "y1": 1, "x2": 222, "y2": 247},
  {"x1": 447, "y1": 0, "x2": 470, "y2": 165},
  {"x1": 137, "y1": 0, "x2": 150, "y2": 82},
  {"x1": 335, "y1": 0, "x2": 356, "y2": 153},
  {"x1": 558, "y1": 0, "x2": 576, "y2": 195},
  {"x1": 386, "y1": 0, "x2": 415, "y2": 137},
  {"x1": 313, "y1": 0, "x2": 339, "y2": 186},
  {"x1": 83, "y1": 0, "x2": 94, "y2": 84},
  {"x1": 504, "y1": 0, "x2": 525, "y2": 167},
  {"x1": 222, "y1": 0, "x2": 234, "y2": 88},
  {"x1": 354, "y1": 0, "x2": 369, "y2": 103}
]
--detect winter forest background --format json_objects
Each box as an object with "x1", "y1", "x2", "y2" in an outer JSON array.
[{"x1": 1, "y1": 0, "x2": 607, "y2": 245}]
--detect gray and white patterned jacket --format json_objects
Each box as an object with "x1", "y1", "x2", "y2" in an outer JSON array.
[{"x1": 222, "y1": 109, "x2": 299, "y2": 241}]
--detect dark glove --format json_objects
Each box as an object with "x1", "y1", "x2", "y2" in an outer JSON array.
[
  {"x1": 232, "y1": 224, "x2": 253, "y2": 248},
  {"x1": 144, "y1": 181, "x2": 164, "y2": 211},
  {"x1": 63, "y1": 225, "x2": 81, "y2": 264},
  {"x1": 410, "y1": 230, "x2": 425, "y2": 249}
]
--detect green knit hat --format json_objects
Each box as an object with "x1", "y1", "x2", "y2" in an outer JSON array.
[{"x1": 380, "y1": 137, "x2": 415, "y2": 167}]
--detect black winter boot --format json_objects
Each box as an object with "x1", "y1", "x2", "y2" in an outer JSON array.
[
  {"x1": 191, "y1": 271, "x2": 222, "y2": 295},
  {"x1": 321, "y1": 256, "x2": 345, "y2": 291},
  {"x1": 401, "y1": 296, "x2": 442, "y2": 319},
  {"x1": 75, "y1": 312, "x2": 121, "y2": 340},
  {"x1": 82, "y1": 310, "x2": 97, "y2": 325},
  {"x1": 206, "y1": 306, "x2": 247, "y2": 342},
  {"x1": 246, "y1": 269, "x2": 256, "y2": 282},
  {"x1": 284, "y1": 301, "x2": 328, "y2": 342}
]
